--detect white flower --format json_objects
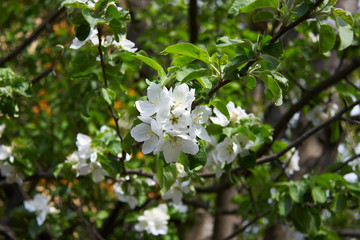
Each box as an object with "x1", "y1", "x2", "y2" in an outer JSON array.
[
  {"x1": 226, "y1": 101, "x2": 250, "y2": 122},
  {"x1": 24, "y1": 194, "x2": 59, "y2": 225},
  {"x1": 135, "y1": 83, "x2": 170, "y2": 117},
  {"x1": 117, "y1": 151, "x2": 132, "y2": 161},
  {"x1": 0, "y1": 162, "x2": 24, "y2": 185},
  {"x1": 145, "y1": 178, "x2": 156, "y2": 186},
  {"x1": 176, "y1": 163, "x2": 187, "y2": 178},
  {"x1": 113, "y1": 183, "x2": 138, "y2": 209},
  {"x1": 307, "y1": 104, "x2": 337, "y2": 126},
  {"x1": 103, "y1": 35, "x2": 137, "y2": 52},
  {"x1": 130, "y1": 119, "x2": 162, "y2": 154},
  {"x1": 206, "y1": 136, "x2": 223, "y2": 178},
  {"x1": 0, "y1": 145, "x2": 13, "y2": 161},
  {"x1": 0, "y1": 124, "x2": 5, "y2": 138},
  {"x1": 76, "y1": 133, "x2": 93, "y2": 159},
  {"x1": 156, "y1": 135, "x2": 198, "y2": 163},
  {"x1": 285, "y1": 150, "x2": 300, "y2": 175},
  {"x1": 210, "y1": 107, "x2": 229, "y2": 127},
  {"x1": 171, "y1": 83, "x2": 195, "y2": 111},
  {"x1": 189, "y1": 105, "x2": 212, "y2": 141},
  {"x1": 216, "y1": 137, "x2": 240, "y2": 164},
  {"x1": 134, "y1": 204, "x2": 169, "y2": 236},
  {"x1": 169, "y1": 201, "x2": 188, "y2": 213},
  {"x1": 162, "y1": 179, "x2": 190, "y2": 204},
  {"x1": 235, "y1": 135, "x2": 255, "y2": 157},
  {"x1": 344, "y1": 172, "x2": 358, "y2": 183},
  {"x1": 70, "y1": 27, "x2": 99, "y2": 49}
]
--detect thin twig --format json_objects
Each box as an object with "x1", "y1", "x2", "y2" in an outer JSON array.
[
  {"x1": 0, "y1": 7, "x2": 66, "y2": 67},
  {"x1": 270, "y1": 0, "x2": 324, "y2": 44},
  {"x1": 257, "y1": 99, "x2": 360, "y2": 165},
  {"x1": 257, "y1": 57, "x2": 360, "y2": 157},
  {"x1": 30, "y1": 45, "x2": 64, "y2": 84},
  {"x1": 223, "y1": 210, "x2": 272, "y2": 240},
  {"x1": 329, "y1": 154, "x2": 360, "y2": 173}
]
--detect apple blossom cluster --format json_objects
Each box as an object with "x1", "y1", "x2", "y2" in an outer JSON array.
[
  {"x1": 162, "y1": 163, "x2": 190, "y2": 212},
  {"x1": 131, "y1": 83, "x2": 212, "y2": 163},
  {"x1": 306, "y1": 103, "x2": 338, "y2": 126},
  {"x1": 113, "y1": 181, "x2": 138, "y2": 209},
  {"x1": 65, "y1": 133, "x2": 107, "y2": 182},
  {"x1": 210, "y1": 101, "x2": 254, "y2": 127},
  {"x1": 24, "y1": 194, "x2": 59, "y2": 225},
  {"x1": 134, "y1": 204, "x2": 170, "y2": 236},
  {"x1": 0, "y1": 124, "x2": 24, "y2": 185},
  {"x1": 284, "y1": 148, "x2": 301, "y2": 175}
]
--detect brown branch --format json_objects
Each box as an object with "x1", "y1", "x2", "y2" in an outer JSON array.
[
  {"x1": 30, "y1": 45, "x2": 64, "y2": 84},
  {"x1": 0, "y1": 7, "x2": 66, "y2": 67},
  {"x1": 269, "y1": 0, "x2": 324, "y2": 44},
  {"x1": 329, "y1": 154, "x2": 360, "y2": 173},
  {"x1": 336, "y1": 229, "x2": 360, "y2": 238},
  {"x1": 125, "y1": 169, "x2": 155, "y2": 178},
  {"x1": 223, "y1": 210, "x2": 272, "y2": 240},
  {"x1": 257, "y1": 98, "x2": 360, "y2": 165},
  {"x1": 188, "y1": 0, "x2": 198, "y2": 43},
  {"x1": 257, "y1": 57, "x2": 360, "y2": 157}
]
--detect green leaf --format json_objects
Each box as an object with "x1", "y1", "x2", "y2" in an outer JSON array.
[
  {"x1": 196, "y1": 76, "x2": 212, "y2": 89},
  {"x1": 187, "y1": 141, "x2": 207, "y2": 171},
  {"x1": 289, "y1": 181, "x2": 308, "y2": 203},
  {"x1": 162, "y1": 43, "x2": 210, "y2": 64},
  {"x1": 135, "y1": 55, "x2": 166, "y2": 77},
  {"x1": 216, "y1": 36, "x2": 253, "y2": 49},
  {"x1": 262, "y1": 41, "x2": 283, "y2": 58},
  {"x1": 229, "y1": 0, "x2": 279, "y2": 17},
  {"x1": 260, "y1": 73, "x2": 283, "y2": 106},
  {"x1": 312, "y1": 186, "x2": 327, "y2": 204},
  {"x1": 331, "y1": 193, "x2": 346, "y2": 212},
  {"x1": 319, "y1": 24, "x2": 336, "y2": 53},
  {"x1": 209, "y1": 101, "x2": 230, "y2": 120},
  {"x1": 156, "y1": 158, "x2": 177, "y2": 194},
  {"x1": 81, "y1": 91, "x2": 95, "y2": 118},
  {"x1": 105, "y1": 4, "x2": 122, "y2": 19},
  {"x1": 223, "y1": 54, "x2": 249, "y2": 80},
  {"x1": 253, "y1": 11, "x2": 274, "y2": 22},
  {"x1": 13, "y1": 81, "x2": 31, "y2": 97},
  {"x1": 171, "y1": 55, "x2": 195, "y2": 67},
  {"x1": 121, "y1": 133, "x2": 135, "y2": 154},
  {"x1": 278, "y1": 194, "x2": 293, "y2": 216},
  {"x1": 243, "y1": 75, "x2": 257, "y2": 89},
  {"x1": 82, "y1": 9, "x2": 113, "y2": 27},
  {"x1": 336, "y1": 16, "x2": 353, "y2": 51},
  {"x1": 60, "y1": 0, "x2": 90, "y2": 9},
  {"x1": 292, "y1": 205, "x2": 321, "y2": 235},
  {"x1": 262, "y1": 54, "x2": 280, "y2": 70},
  {"x1": 100, "y1": 88, "x2": 116, "y2": 105},
  {"x1": 176, "y1": 64, "x2": 211, "y2": 83},
  {"x1": 239, "y1": 151, "x2": 256, "y2": 169},
  {"x1": 75, "y1": 23, "x2": 91, "y2": 41}
]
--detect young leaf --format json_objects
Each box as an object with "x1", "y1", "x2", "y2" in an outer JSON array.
[
  {"x1": 187, "y1": 141, "x2": 207, "y2": 171},
  {"x1": 311, "y1": 186, "x2": 327, "y2": 204},
  {"x1": 81, "y1": 91, "x2": 95, "y2": 118},
  {"x1": 100, "y1": 88, "x2": 116, "y2": 105},
  {"x1": 196, "y1": 76, "x2": 212, "y2": 89},
  {"x1": 82, "y1": 9, "x2": 113, "y2": 27},
  {"x1": 162, "y1": 43, "x2": 210, "y2": 64},
  {"x1": 156, "y1": 159, "x2": 177, "y2": 194},
  {"x1": 278, "y1": 194, "x2": 293, "y2": 216},
  {"x1": 229, "y1": 0, "x2": 279, "y2": 17},
  {"x1": 253, "y1": 11, "x2": 274, "y2": 22},
  {"x1": 319, "y1": 24, "x2": 336, "y2": 53},
  {"x1": 176, "y1": 64, "x2": 211, "y2": 83},
  {"x1": 134, "y1": 55, "x2": 166, "y2": 77},
  {"x1": 171, "y1": 55, "x2": 195, "y2": 67},
  {"x1": 60, "y1": 0, "x2": 90, "y2": 9},
  {"x1": 336, "y1": 16, "x2": 353, "y2": 51},
  {"x1": 75, "y1": 23, "x2": 91, "y2": 41},
  {"x1": 216, "y1": 36, "x2": 253, "y2": 49}
]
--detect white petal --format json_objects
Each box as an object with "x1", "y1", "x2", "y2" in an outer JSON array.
[
  {"x1": 70, "y1": 38, "x2": 86, "y2": 49},
  {"x1": 147, "y1": 83, "x2": 163, "y2": 103},
  {"x1": 135, "y1": 100, "x2": 156, "y2": 117},
  {"x1": 181, "y1": 139, "x2": 199, "y2": 155},
  {"x1": 163, "y1": 140, "x2": 182, "y2": 163},
  {"x1": 142, "y1": 135, "x2": 159, "y2": 154},
  {"x1": 210, "y1": 108, "x2": 229, "y2": 127},
  {"x1": 130, "y1": 123, "x2": 152, "y2": 142},
  {"x1": 36, "y1": 211, "x2": 47, "y2": 225},
  {"x1": 192, "y1": 124, "x2": 210, "y2": 141}
]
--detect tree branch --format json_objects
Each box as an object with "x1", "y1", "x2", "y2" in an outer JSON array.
[
  {"x1": 269, "y1": 0, "x2": 324, "y2": 44},
  {"x1": 223, "y1": 210, "x2": 272, "y2": 240},
  {"x1": 257, "y1": 57, "x2": 360, "y2": 157},
  {"x1": 0, "y1": 7, "x2": 66, "y2": 67},
  {"x1": 30, "y1": 45, "x2": 64, "y2": 84},
  {"x1": 257, "y1": 98, "x2": 360, "y2": 165}
]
